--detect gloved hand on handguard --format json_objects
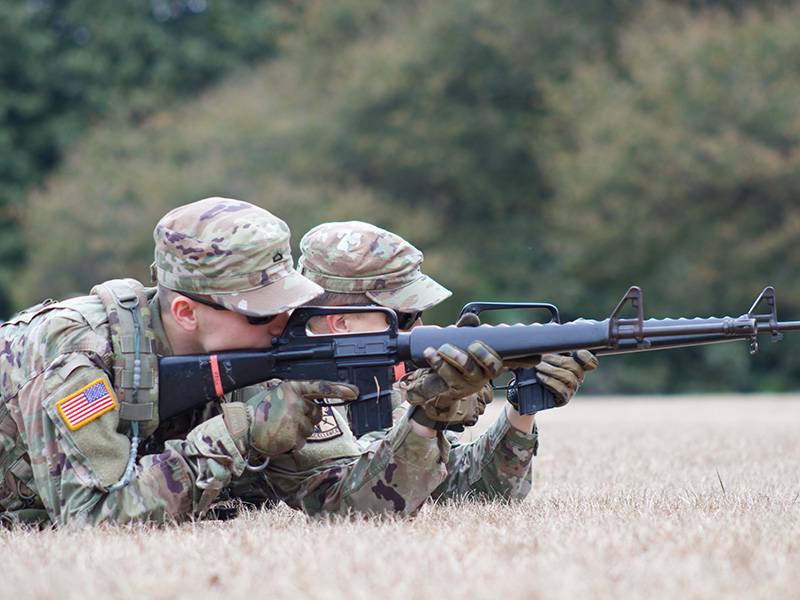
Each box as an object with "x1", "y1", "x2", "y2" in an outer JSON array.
[{"x1": 399, "y1": 312, "x2": 503, "y2": 428}]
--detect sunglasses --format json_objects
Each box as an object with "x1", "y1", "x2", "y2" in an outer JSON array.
[
  {"x1": 180, "y1": 292, "x2": 279, "y2": 326},
  {"x1": 395, "y1": 310, "x2": 423, "y2": 330}
]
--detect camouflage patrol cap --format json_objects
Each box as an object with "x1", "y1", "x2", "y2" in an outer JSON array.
[
  {"x1": 298, "y1": 221, "x2": 451, "y2": 311},
  {"x1": 153, "y1": 197, "x2": 323, "y2": 316}
]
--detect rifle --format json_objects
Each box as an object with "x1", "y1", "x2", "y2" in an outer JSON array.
[{"x1": 158, "y1": 286, "x2": 800, "y2": 436}]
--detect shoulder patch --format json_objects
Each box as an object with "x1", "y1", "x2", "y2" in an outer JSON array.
[
  {"x1": 308, "y1": 405, "x2": 344, "y2": 442},
  {"x1": 56, "y1": 378, "x2": 117, "y2": 430}
]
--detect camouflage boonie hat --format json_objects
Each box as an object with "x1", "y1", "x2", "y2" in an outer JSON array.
[
  {"x1": 152, "y1": 197, "x2": 323, "y2": 316},
  {"x1": 298, "y1": 221, "x2": 451, "y2": 311}
]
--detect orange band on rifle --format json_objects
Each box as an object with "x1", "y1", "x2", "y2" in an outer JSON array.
[{"x1": 210, "y1": 354, "x2": 224, "y2": 397}]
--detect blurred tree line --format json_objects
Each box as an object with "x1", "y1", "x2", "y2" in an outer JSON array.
[
  {"x1": 0, "y1": 0, "x2": 295, "y2": 316},
  {"x1": 8, "y1": 0, "x2": 800, "y2": 393}
]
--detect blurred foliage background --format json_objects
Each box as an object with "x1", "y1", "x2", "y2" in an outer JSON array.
[{"x1": 4, "y1": 0, "x2": 800, "y2": 393}]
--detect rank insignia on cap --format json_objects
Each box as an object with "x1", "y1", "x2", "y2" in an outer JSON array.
[
  {"x1": 57, "y1": 378, "x2": 117, "y2": 431},
  {"x1": 308, "y1": 406, "x2": 344, "y2": 442}
]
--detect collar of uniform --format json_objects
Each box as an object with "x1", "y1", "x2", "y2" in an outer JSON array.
[{"x1": 148, "y1": 293, "x2": 173, "y2": 357}]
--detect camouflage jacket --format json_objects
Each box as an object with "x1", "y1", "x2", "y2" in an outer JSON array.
[
  {"x1": 431, "y1": 406, "x2": 538, "y2": 501},
  {"x1": 190, "y1": 385, "x2": 535, "y2": 517},
  {"x1": 358, "y1": 401, "x2": 538, "y2": 503},
  {"x1": 0, "y1": 287, "x2": 249, "y2": 527},
  {"x1": 224, "y1": 386, "x2": 539, "y2": 516},
  {"x1": 213, "y1": 389, "x2": 449, "y2": 517}
]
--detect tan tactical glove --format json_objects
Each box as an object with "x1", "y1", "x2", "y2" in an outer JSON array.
[
  {"x1": 416, "y1": 382, "x2": 494, "y2": 427},
  {"x1": 399, "y1": 310, "x2": 503, "y2": 431},
  {"x1": 534, "y1": 350, "x2": 598, "y2": 407},
  {"x1": 400, "y1": 341, "x2": 502, "y2": 403},
  {"x1": 502, "y1": 355, "x2": 542, "y2": 370},
  {"x1": 221, "y1": 380, "x2": 359, "y2": 456},
  {"x1": 408, "y1": 312, "x2": 495, "y2": 427}
]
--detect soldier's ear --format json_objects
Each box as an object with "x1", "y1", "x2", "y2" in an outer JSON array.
[
  {"x1": 171, "y1": 296, "x2": 200, "y2": 332},
  {"x1": 326, "y1": 313, "x2": 350, "y2": 334}
]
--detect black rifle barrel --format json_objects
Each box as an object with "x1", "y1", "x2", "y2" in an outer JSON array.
[
  {"x1": 398, "y1": 320, "x2": 611, "y2": 365},
  {"x1": 398, "y1": 316, "x2": 800, "y2": 366}
]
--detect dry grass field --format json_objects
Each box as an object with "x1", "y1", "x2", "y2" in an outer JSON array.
[{"x1": 2, "y1": 395, "x2": 798, "y2": 600}]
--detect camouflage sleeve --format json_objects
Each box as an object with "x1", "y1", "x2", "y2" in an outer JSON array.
[
  {"x1": 19, "y1": 355, "x2": 247, "y2": 527},
  {"x1": 431, "y1": 405, "x2": 539, "y2": 502},
  {"x1": 84, "y1": 415, "x2": 248, "y2": 525},
  {"x1": 264, "y1": 409, "x2": 449, "y2": 517}
]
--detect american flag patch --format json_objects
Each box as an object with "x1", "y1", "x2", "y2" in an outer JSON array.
[{"x1": 56, "y1": 378, "x2": 117, "y2": 431}]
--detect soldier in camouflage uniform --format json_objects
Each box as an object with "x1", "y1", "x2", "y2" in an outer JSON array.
[
  {"x1": 0, "y1": 197, "x2": 358, "y2": 527},
  {"x1": 292, "y1": 221, "x2": 598, "y2": 503},
  {"x1": 0, "y1": 198, "x2": 501, "y2": 526},
  {"x1": 241, "y1": 226, "x2": 507, "y2": 515}
]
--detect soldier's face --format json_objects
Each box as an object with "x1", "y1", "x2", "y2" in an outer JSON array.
[{"x1": 197, "y1": 307, "x2": 290, "y2": 351}]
